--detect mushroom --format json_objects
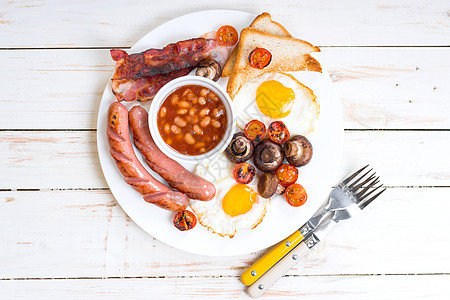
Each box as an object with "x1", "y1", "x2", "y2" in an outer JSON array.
[
  {"x1": 276, "y1": 184, "x2": 286, "y2": 195},
  {"x1": 283, "y1": 135, "x2": 313, "y2": 167},
  {"x1": 258, "y1": 173, "x2": 278, "y2": 198},
  {"x1": 196, "y1": 59, "x2": 222, "y2": 81},
  {"x1": 225, "y1": 132, "x2": 254, "y2": 163},
  {"x1": 253, "y1": 140, "x2": 284, "y2": 172}
]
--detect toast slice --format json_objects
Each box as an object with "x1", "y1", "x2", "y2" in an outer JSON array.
[
  {"x1": 227, "y1": 53, "x2": 322, "y2": 99},
  {"x1": 249, "y1": 12, "x2": 291, "y2": 37},
  {"x1": 226, "y1": 28, "x2": 321, "y2": 98},
  {"x1": 222, "y1": 12, "x2": 291, "y2": 76}
]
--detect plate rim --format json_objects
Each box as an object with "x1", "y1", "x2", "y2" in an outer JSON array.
[{"x1": 96, "y1": 10, "x2": 343, "y2": 256}]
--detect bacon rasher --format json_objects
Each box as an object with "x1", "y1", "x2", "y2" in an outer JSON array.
[
  {"x1": 110, "y1": 36, "x2": 233, "y2": 102},
  {"x1": 111, "y1": 68, "x2": 192, "y2": 102}
]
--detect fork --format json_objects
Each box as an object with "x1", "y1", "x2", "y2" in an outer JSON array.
[
  {"x1": 241, "y1": 165, "x2": 386, "y2": 287},
  {"x1": 298, "y1": 165, "x2": 382, "y2": 237},
  {"x1": 246, "y1": 167, "x2": 386, "y2": 297}
]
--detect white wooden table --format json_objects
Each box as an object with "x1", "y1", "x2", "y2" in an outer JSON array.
[{"x1": 1, "y1": 1, "x2": 450, "y2": 299}]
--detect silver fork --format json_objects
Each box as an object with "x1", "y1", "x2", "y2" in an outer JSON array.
[
  {"x1": 300, "y1": 165, "x2": 383, "y2": 237},
  {"x1": 241, "y1": 165, "x2": 385, "y2": 287},
  {"x1": 247, "y1": 167, "x2": 386, "y2": 298}
]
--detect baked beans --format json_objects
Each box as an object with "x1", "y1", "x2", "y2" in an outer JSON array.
[{"x1": 157, "y1": 85, "x2": 228, "y2": 156}]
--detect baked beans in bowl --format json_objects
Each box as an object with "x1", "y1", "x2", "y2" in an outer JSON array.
[{"x1": 149, "y1": 76, "x2": 235, "y2": 164}]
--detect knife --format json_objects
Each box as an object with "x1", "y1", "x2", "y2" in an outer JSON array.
[
  {"x1": 247, "y1": 207, "x2": 357, "y2": 298},
  {"x1": 241, "y1": 200, "x2": 331, "y2": 286}
]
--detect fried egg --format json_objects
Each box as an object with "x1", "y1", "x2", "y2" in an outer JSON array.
[
  {"x1": 233, "y1": 72, "x2": 319, "y2": 135},
  {"x1": 190, "y1": 153, "x2": 270, "y2": 238}
]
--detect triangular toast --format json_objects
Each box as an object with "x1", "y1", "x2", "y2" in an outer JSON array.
[
  {"x1": 222, "y1": 12, "x2": 291, "y2": 76},
  {"x1": 226, "y1": 27, "x2": 321, "y2": 98}
]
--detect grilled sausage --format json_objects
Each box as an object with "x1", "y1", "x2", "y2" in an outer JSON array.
[
  {"x1": 107, "y1": 102, "x2": 188, "y2": 211},
  {"x1": 128, "y1": 105, "x2": 216, "y2": 201}
]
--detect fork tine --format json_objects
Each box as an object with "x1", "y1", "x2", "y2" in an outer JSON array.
[
  {"x1": 359, "y1": 187, "x2": 386, "y2": 209},
  {"x1": 339, "y1": 165, "x2": 369, "y2": 187},
  {"x1": 350, "y1": 173, "x2": 377, "y2": 193},
  {"x1": 358, "y1": 183, "x2": 383, "y2": 202},
  {"x1": 346, "y1": 168, "x2": 373, "y2": 191},
  {"x1": 353, "y1": 176, "x2": 380, "y2": 203}
]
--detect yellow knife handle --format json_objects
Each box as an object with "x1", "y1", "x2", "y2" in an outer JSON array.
[{"x1": 240, "y1": 230, "x2": 305, "y2": 286}]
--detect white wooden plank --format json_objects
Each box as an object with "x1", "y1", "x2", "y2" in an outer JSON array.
[
  {"x1": 1, "y1": 275, "x2": 449, "y2": 299},
  {"x1": 0, "y1": 131, "x2": 106, "y2": 189},
  {"x1": 1, "y1": 187, "x2": 449, "y2": 279},
  {"x1": 0, "y1": 0, "x2": 449, "y2": 48},
  {"x1": 1, "y1": 47, "x2": 449, "y2": 130},
  {"x1": 0, "y1": 49, "x2": 112, "y2": 130},
  {"x1": 1, "y1": 130, "x2": 449, "y2": 189},
  {"x1": 319, "y1": 47, "x2": 450, "y2": 129}
]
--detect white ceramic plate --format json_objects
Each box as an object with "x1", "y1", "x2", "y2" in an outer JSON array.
[{"x1": 97, "y1": 10, "x2": 343, "y2": 256}]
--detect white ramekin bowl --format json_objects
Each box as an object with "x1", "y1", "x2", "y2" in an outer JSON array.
[{"x1": 148, "y1": 76, "x2": 235, "y2": 165}]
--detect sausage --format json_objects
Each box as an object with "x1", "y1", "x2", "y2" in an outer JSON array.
[
  {"x1": 128, "y1": 106, "x2": 216, "y2": 201},
  {"x1": 107, "y1": 102, "x2": 188, "y2": 211}
]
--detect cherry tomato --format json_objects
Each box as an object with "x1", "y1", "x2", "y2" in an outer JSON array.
[
  {"x1": 276, "y1": 164, "x2": 299, "y2": 187},
  {"x1": 268, "y1": 121, "x2": 290, "y2": 144},
  {"x1": 216, "y1": 25, "x2": 239, "y2": 46},
  {"x1": 233, "y1": 162, "x2": 256, "y2": 184},
  {"x1": 285, "y1": 184, "x2": 308, "y2": 207},
  {"x1": 173, "y1": 210, "x2": 197, "y2": 231},
  {"x1": 244, "y1": 120, "x2": 266, "y2": 142},
  {"x1": 249, "y1": 48, "x2": 272, "y2": 69}
]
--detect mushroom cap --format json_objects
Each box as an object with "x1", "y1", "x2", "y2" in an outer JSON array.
[
  {"x1": 195, "y1": 59, "x2": 222, "y2": 81},
  {"x1": 253, "y1": 140, "x2": 284, "y2": 172},
  {"x1": 283, "y1": 135, "x2": 313, "y2": 167},
  {"x1": 225, "y1": 132, "x2": 254, "y2": 163},
  {"x1": 258, "y1": 173, "x2": 278, "y2": 198}
]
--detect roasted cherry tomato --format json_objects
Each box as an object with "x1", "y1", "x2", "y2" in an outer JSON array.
[
  {"x1": 285, "y1": 184, "x2": 308, "y2": 207},
  {"x1": 249, "y1": 48, "x2": 272, "y2": 69},
  {"x1": 216, "y1": 25, "x2": 239, "y2": 46},
  {"x1": 173, "y1": 210, "x2": 197, "y2": 231},
  {"x1": 244, "y1": 120, "x2": 266, "y2": 142},
  {"x1": 276, "y1": 164, "x2": 299, "y2": 187},
  {"x1": 233, "y1": 162, "x2": 256, "y2": 184},
  {"x1": 268, "y1": 121, "x2": 290, "y2": 144}
]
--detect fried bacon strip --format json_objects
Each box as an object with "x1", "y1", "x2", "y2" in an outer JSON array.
[
  {"x1": 111, "y1": 68, "x2": 192, "y2": 102},
  {"x1": 110, "y1": 36, "x2": 233, "y2": 102},
  {"x1": 111, "y1": 38, "x2": 222, "y2": 79}
]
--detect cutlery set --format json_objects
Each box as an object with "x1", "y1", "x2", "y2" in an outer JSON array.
[{"x1": 242, "y1": 165, "x2": 386, "y2": 297}]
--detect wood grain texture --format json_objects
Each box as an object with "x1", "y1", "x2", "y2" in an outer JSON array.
[
  {"x1": 1, "y1": 130, "x2": 449, "y2": 189},
  {"x1": 0, "y1": 131, "x2": 106, "y2": 189},
  {"x1": 1, "y1": 187, "x2": 449, "y2": 279},
  {"x1": 1, "y1": 47, "x2": 449, "y2": 130},
  {"x1": 0, "y1": 0, "x2": 449, "y2": 48},
  {"x1": 1, "y1": 275, "x2": 449, "y2": 299},
  {"x1": 1, "y1": 1, "x2": 450, "y2": 298}
]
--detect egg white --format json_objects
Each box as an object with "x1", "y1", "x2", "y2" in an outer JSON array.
[
  {"x1": 233, "y1": 72, "x2": 320, "y2": 135},
  {"x1": 190, "y1": 153, "x2": 270, "y2": 238}
]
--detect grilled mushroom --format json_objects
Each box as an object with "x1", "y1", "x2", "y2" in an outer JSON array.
[
  {"x1": 258, "y1": 173, "x2": 278, "y2": 198},
  {"x1": 253, "y1": 140, "x2": 284, "y2": 172},
  {"x1": 225, "y1": 132, "x2": 254, "y2": 163},
  {"x1": 283, "y1": 135, "x2": 313, "y2": 167},
  {"x1": 276, "y1": 184, "x2": 286, "y2": 195},
  {"x1": 196, "y1": 59, "x2": 222, "y2": 81}
]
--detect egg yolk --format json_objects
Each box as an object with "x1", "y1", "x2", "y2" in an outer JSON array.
[
  {"x1": 222, "y1": 184, "x2": 258, "y2": 217},
  {"x1": 256, "y1": 80, "x2": 295, "y2": 118}
]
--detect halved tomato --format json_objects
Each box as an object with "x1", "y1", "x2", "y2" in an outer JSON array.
[
  {"x1": 244, "y1": 120, "x2": 266, "y2": 142},
  {"x1": 268, "y1": 121, "x2": 290, "y2": 144},
  {"x1": 249, "y1": 48, "x2": 272, "y2": 69},
  {"x1": 285, "y1": 184, "x2": 308, "y2": 207},
  {"x1": 276, "y1": 164, "x2": 299, "y2": 187},
  {"x1": 173, "y1": 210, "x2": 197, "y2": 231},
  {"x1": 233, "y1": 162, "x2": 256, "y2": 184},
  {"x1": 216, "y1": 25, "x2": 239, "y2": 46}
]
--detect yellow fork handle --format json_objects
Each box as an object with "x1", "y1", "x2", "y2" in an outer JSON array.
[{"x1": 240, "y1": 230, "x2": 305, "y2": 286}]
